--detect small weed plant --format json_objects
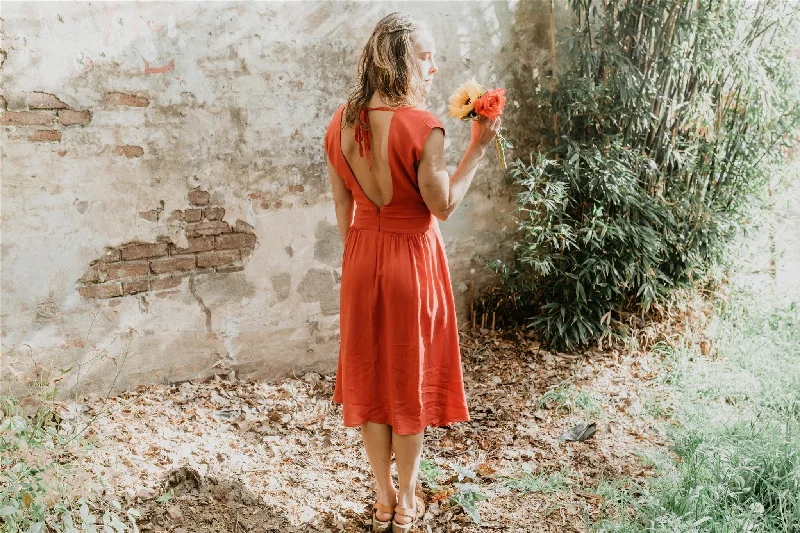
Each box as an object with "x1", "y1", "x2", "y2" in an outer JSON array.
[{"x1": 1, "y1": 328, "x2": 138, "y2": 532}]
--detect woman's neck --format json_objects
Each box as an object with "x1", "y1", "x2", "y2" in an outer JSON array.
[{"x1": 367, "y1": 93, "x2": 417, "y2": 109}]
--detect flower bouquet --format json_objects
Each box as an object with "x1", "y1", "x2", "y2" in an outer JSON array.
[{"x1": 448, "y1": 79, "x2": 512, "y2": 169}]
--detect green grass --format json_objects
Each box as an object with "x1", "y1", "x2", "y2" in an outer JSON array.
[
  {"x1": 500, "y1": 469, "x2": 572, "y2": 494},
  {"x1": 537, "y1": 383, "x2": 604, "y2": 418},
  {"x1": 593, "y1": 291, "x2": 800, "y2": 532}
]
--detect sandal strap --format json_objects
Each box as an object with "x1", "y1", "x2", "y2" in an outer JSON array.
[
  {"x1": 373, "y1": 502, "x2": 395, "y2": 514},
  {"x1": 393, "y1": 505, "x2": 416, "y2": 518}
]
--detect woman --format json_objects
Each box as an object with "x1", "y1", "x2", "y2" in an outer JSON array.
[{"x1": 323, "y1": 12, "x2": 499, "y2": 532}]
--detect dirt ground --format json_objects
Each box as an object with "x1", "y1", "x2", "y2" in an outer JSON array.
[{"x1": 64, "y1": 328, "x2": 667, "y2": 532}]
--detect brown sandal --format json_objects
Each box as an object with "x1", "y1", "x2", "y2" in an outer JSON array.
[
  {"x1": 391, "y1": 495, "x2": 425, "y2": 532},
  {"x1": 372, "y1": 496, "x2": 396, "y2": 532}
]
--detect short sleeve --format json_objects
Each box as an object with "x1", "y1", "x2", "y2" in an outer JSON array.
[
  {"x1": 411, "y1": 110, "x2": 445, "y2": 166},
  {"x1": 421, "y1": 111, "x2": 445, "y2": 136},
  {"x1": 324, "y1": 104, "x2": 345, "y2": 158}
]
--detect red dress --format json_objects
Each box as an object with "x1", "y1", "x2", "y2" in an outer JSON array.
[{"x1": 324, "y1": 103, "x2": 470, "y2": 435}]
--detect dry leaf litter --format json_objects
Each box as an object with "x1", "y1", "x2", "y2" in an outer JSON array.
[{"x1": 50, "y1": 329, "x2": 669, "y2": 532}]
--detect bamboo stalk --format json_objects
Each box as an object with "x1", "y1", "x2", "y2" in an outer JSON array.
[{"x1": 549, "y1": 0, "x2": 559, "y2": 145}]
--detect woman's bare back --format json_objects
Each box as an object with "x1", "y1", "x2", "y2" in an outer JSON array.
[{"x1": 339, "y1": 97, "x2": 399, "y2": 210}]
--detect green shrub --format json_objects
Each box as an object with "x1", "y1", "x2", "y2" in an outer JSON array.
[{"x1": 486, "y1": 0, "x2": 800, "y2": 349}]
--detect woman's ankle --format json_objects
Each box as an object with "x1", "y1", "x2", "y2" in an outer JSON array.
[{"x1": 396, "y1": 491, "x2": 416, "y2": 509}]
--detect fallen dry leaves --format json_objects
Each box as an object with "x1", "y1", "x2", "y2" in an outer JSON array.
[{"x1": 53, "y1": 328, "x2": 669, "y2": 532}]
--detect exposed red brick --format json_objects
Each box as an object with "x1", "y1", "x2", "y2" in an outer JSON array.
[
  {"x1": 215, "y1": 232, "x2": 256, "y2": 250},
  {"x1": 288, "y1": 184, "x2": 305, "y2": 193},
  {"x1": 98, "y1": 249, "x2": 122, "y2": 263},
  {"x1": 216, "y1": 263, "x2": 245, "y2": 273},
  {"x1": 169, "y1": 236, "x2": 215, "y2": 255},
  {"x1": 101, "y1": 260, "x2": 150, "y2": 279},
  {"x1": 0, "y1": 111, "x2": 56, "y2": 126},
  {"x1": 106, "y1": 92, "x2": 149, "y2": 107},
  {"x1": 27, "y1": 92, "x2": 71, "y2": 110},
  {"x1": 28, "y1": 130, "x2": 61, "y2": 142},
  {"x1": 203, "y1": 206, "x2": 225, "y2": 220},
  {"x1": 186, "y1": 220, "x2": 230, "y2": 237},
  {"x1": 120, "y1": 243, "x2": 168, "y2": 261},
  {"x1": 151, "y1": 255, "x2": 195, "y2": 274},
  {"x1": 78, "y1": 281, "x2": 122, "y2": 299},
  {"x1": 78, "y1": 265, "x2": 102, "y2": 284},
  {"x1": 188, "y1": 189, "x2": 210, "y2": 206},
  {"x1": 59, "y1": 109, "x2": 91, "y2": 126},
  {"x1": 234, "y1": 219, "x2": 256, "y2": 234},
  {"x1": 167, "y1": 210, "x2": 185, "y2": 221},
  {"x1": 114, "y1": 145, "x2": 144, "y2": 158},
  {"x1": 184, "y1": 208, "x2": 202, "y2": 222},
  {"x1": 57, "y1": 150, "x2": 67, "y2": 157},
  {"x1": 197, "y1": 249, "x2": 240, "y2": 268},
  {"x1": 122, "y1": 278, "x2": 150, "y2": 295},
  {"x1": 151, "y1": 276, "x2": 182, "y2": 291}
]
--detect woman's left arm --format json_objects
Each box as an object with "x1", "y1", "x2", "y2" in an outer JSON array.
[{"x1": 327, "y1": 158, "x2": 354, "y2": 246}]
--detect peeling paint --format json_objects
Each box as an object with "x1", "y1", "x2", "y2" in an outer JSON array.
[
  {"x1": 297, "y1": 268, "x2": 339, "y2": 316},
  {"x1": 271, "y1": 272, "x2": 291, "y2": 301},
  {"x1": 313, "y1": 220, "x2": 343, "y2": 267}
]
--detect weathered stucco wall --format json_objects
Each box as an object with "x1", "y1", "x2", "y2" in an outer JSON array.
[{"x1": 1, "y1": 1, "x2": 554, "y2": 397}]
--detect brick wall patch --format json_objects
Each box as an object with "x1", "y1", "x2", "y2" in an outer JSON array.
[
  {"x1": 77, "y1": 189, "x2": 257, "y2": 299},
  {"x1": 1, "y1": 111, "x2": 56, "y2": 126},
  {"x1": 1, "y1": 92, "x2": 90, "y2": 138}
]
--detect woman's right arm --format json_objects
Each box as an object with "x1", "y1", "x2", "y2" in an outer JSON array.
[{"x1": 418, "y1": 117, "x2": 500, "y2": 221}]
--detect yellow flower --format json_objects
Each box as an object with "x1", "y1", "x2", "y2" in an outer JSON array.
[{"x1": 448, "y1": 78, "x2": 484, "y2": 120}]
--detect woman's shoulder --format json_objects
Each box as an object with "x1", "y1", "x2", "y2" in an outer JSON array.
[
  {"x1": 331, "y1": 102, "x2": 347, "y2": 121},
  {"x1": 324, "y1": 103, "x2": 347, "y2": 152},
  {"x1": 398, "y1": 106, "x2": 444, "y2": 131}
]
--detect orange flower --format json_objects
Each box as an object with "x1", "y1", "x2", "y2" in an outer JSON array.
[{"x1": 474, "y1": 88, "x2": 506, "y2": 120}]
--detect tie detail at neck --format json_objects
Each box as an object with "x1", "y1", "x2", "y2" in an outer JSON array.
[{"x1": 354, "y1": 108, "x2": 372, "y2": 172}]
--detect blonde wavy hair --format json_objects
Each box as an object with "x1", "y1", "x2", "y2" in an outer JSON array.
[{"x1": 343, "y1": 12, "x2": 429, "y2": 129}]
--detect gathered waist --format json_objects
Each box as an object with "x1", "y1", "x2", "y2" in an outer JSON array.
[{"x1": 352, "y1": 205, "x2": 435, "y2": 233}]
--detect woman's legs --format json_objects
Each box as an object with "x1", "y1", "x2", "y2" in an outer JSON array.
[
  {"x1": 392, "y1": 430, "x2": 424, "y2": 525},
  {"x1": 361, "y1": 422, "x2": 395, "y2": 521}
]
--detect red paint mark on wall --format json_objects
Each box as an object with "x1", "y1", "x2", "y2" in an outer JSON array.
[{"x1": 142, "y1": 58, "x2": 175, "y2": 75}]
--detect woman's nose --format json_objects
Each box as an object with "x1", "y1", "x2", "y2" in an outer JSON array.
[{"x1": 429, "y1": 60, "x2": 438, "y2": 75}]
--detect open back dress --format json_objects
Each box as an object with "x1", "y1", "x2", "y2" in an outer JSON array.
[{"x1": 324, "y1": 103, "x2": 470, "y2": 435}]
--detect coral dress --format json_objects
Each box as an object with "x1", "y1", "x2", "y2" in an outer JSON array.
[{"x1": 324, "y1": 103, "x2": 470, "y2": 435}]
